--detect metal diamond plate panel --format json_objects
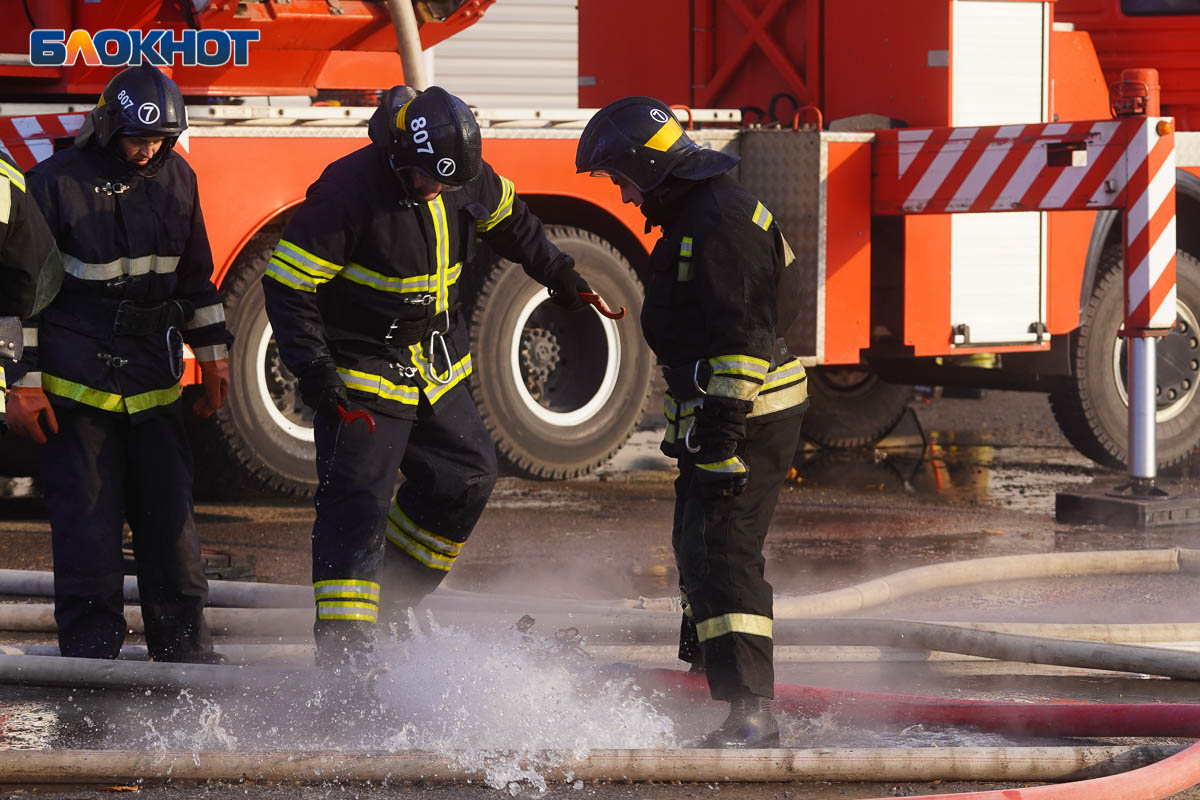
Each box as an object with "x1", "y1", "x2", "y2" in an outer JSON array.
[{"x1": 736, "y1": 130, "x2": 823, "y2": 358}]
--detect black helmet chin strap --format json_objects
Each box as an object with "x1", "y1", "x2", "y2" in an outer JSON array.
[{"x1": 388, "y1": 155, "x2": 422, "y2": 207}]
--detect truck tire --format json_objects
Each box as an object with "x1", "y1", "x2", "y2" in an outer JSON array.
[
  {"x1": 802, "y1": 366, "x2": 914, "y2": 448},
  {"x1": 1048, "y1": 245, "x2": 1200, "y2": 471},
  {"x1": 202, "y1": 231, "x2": 318, "y2": 498},
  {"x1": 468, "y1": 226, "x2": 653, "y2": 479}
]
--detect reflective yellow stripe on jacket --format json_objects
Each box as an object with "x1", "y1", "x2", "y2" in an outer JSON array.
[
  {"x1": 751, "y1": 201, "x2": 774, "y2": 231},
  {"x1": 335, "y1": 367, "x2": 420, "y2": 406},
  {"x1": 409, "y1": 347, "x2": 472, "y2": 403},
  {"x1": 0, "y1": 158, "x2": 26, "y2": 193},
  {"x1": 477, "y1": 176, "x2": 515, "y2": 233},
  {"x1": 747, "y1": 358, "x2": 807, "y2": 418},
  {"x1": 42, "y1": 374, "x2": 181, "y2": 415},
  {"x1": 0, "y1": 178, "x2": 10, "y2": 226},
  {"x1": 662, "y1": 392, "x2": 700, "y2": 449},
  {"x1": 429, "y1": 196, "x2": 452, "y2": 313},
  {"x1": 707, "y1": 354, "x2": 769, "y2": 401},
  {"x1": 265, "y1": 239, "x2": 343, "y2": 293},
  {"x1": 63, "y1": 254, "x2": 180, "y2": 282}
]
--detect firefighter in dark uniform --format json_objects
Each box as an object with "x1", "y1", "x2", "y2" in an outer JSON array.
[
  {"x1": 262, "y1": 85, "x2": 592, "y2": 669},
  {"x1": 5, "y1": 65, "x2": 231, "y2": 663},
  {"x1": 577, "y1": 97, "x2": 808, "y2": 747},
  {"x1": 0, "y1": 150, "x2": 63, "y2": 423}
]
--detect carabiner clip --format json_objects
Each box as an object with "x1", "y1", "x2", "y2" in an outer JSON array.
[
  {"x1": 579, "y1": 292, "x2": 626, "y2": 320},
  {"x1": 683, "y1": 418, "x2": 701, "y2": 454},
  {"x1": 427, "y1": 328, "x2": 453, "y2": 385},
  {"x1": 692, "y1": 360, "x2": 708, "y2": 396},
  {"x1": 166, "y1": 326, "x2": 184, "y2": 381}
]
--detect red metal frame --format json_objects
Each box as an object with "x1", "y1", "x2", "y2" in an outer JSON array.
[{"x1": 690, "y1": 0, "x2": 816, "y2": 110}]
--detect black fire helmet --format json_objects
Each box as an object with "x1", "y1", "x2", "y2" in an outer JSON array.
[
  {"x1": 387, "y1": 85, "x2": 482, "y2": 187},
  {"x1": 575, "y1": 95, "x2": 738, "y2": 194},
  {"x1": 84, "y1": 64, "x2": 187, "y2": 149}
]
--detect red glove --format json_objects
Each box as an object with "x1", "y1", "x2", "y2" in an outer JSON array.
[
  {"x1": 192, "y1": 359, "x2": 230, "y2": 418},
  {"x1": 7, "y1": 387, "x2": 58, "y2": 444}
]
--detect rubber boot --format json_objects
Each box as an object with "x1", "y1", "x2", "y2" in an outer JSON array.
[
  {"x1": 314, "y1": 620, "x2": 376, "y2": 673},
  {"x1": 695, "y1": 693, "x2": 780, "y2": 748}
]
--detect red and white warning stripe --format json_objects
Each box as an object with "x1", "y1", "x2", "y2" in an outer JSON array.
[
  {"x1": 874, "y1": 117, "x2": 1177, "y2": 331},
  {"x1": 1122, "y1": 120, "x2": 1176, "y2": 330},
  {"x1": 874, "y1": 118, "x2": 1156, "y2": 214},
  {"x1": 0, "y1": 113, "x2": 87, "y2": 168}
]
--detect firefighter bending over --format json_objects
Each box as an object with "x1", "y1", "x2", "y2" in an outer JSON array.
[
  {"x1": 0, "y1": 150, "x2": 63, "y2": 426},
  {"x1": 262, "y1": 85, "x2": 593, "y2": 670},
  {"x1": 6, "y1": 65, "x2": 231, "y2": 663},
  {"x1": 577, "y1": 97, "x2": 809, "y2": 748}
]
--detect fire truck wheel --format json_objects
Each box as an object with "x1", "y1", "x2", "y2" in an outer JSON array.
[
  {"x1": 801, "y1": 367, "x2": 915, "y2": 448},
  {"x1": 194, "y1": 228, "x2": 318, "y2": 499},
  {"x1": 1049, "y1": 246, "x2": 1200, "y2": 471},
  {"x1": 469, "y1": 226, "x2": 654, "y2": 479}
]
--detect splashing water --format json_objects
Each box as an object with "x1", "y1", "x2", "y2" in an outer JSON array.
[
  {"x1": 140, "y1": 689, "x2": 239, "y2": 752},
  {"x1": 371, "y1": 613, "x2": 676, "y2": 792}
]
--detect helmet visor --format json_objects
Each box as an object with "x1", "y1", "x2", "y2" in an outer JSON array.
[
  {"x1": 410, "y1": 165, "x2": 465, "y2": 191},
  {"x1": 393, "y1": 163, "x2": 465, "y2": 194}
]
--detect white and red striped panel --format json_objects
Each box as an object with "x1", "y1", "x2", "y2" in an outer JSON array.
[
  {"x1": 1122, "y1": 120, "x2": 1176, "y2": 330},
  {"x1": 873, "y1": 118, "x2": 1160, "y2": 214},
  {"x1": 874, "y1": 117, "x2": 1177, "y2": 331},
  {"x1": 0, "y1": 113, "x2": 87, "y2": 169}
]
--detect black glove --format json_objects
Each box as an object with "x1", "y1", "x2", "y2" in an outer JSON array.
[
  {"x1": 297, "y1": 363, "x2": 348, "y2": 418},
  {"x1": 693, "y1": 454, "x2": 750, "y2": 497},
  {"x1": 546, "y1": 256, "x2": 592, "y2": 312},
  {"x1": 690, "y1": 396, "x2": 749, "y2": 496}
]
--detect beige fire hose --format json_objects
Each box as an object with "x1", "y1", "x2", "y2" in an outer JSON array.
[
  {"x1": 0, "y1": 744, "x2": 1183, "y2": 785},
  {"x1": 3, "y1": 548, "x2": 1196, "y2": 618}
]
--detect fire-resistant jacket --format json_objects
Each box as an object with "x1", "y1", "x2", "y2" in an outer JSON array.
[
  {"x1": 0, "y1": 151, "x2": 62, "y2": 395},
  {"x1": 641, "y1": 172, "x2": 808, "y2": 457},
  {"x1": 262, "y1": 106, "x2": 570, "y2": 420},
  {"x1": 12, "y1": 143, "x2": 230, "y2": 420}
]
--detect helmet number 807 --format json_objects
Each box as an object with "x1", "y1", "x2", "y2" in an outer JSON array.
[{"x1": 411, "y1": 116, "x2": 435, "y2": 155}]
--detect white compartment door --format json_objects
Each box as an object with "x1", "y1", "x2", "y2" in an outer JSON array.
[
  {"x1": 429, "y1": 0, "x2": 578, "y2": 109},
  {"x1": 950, "y1": 0, "x2": 1049, "y2": 345}
]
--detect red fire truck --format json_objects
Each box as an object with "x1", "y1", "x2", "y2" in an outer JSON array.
[{"x1": 1, "y1": 0, "x2": 1197, "y2": 496}]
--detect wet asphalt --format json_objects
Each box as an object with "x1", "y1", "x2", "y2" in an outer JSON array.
[{"x1": 4, "y1": 389, "x2": 1200, "y2": 798}]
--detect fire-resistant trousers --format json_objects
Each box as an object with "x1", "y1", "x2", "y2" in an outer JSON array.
[
  {"x1": 310, "y1": 386, "x2": 498, "y2": 666},
  {"x1": 42, "y1": 403, "x2": 213, "y2": 662},
  {"x1": 673, "y1": 409, "x2": 805, "y2": 701}
]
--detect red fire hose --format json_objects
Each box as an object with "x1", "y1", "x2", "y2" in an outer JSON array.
[
  {"x1": 860, "y1": 740, "x2": 1200, "y2": 800},
  {"x1": 645, "y1": 669, "x2": 1200, "y2": 738},
  {"x1": 646, "y1": 669, "x2": 1200, "y2": 797}
]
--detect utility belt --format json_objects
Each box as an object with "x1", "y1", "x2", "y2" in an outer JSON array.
[
  {"x1": 664, "y1": 337, "x2": 792, "y2": 402},
  {"x1": 112, "y1": 299, "x2": 187, "y2": 336},
  {"x1": 44, "y1": 296, "x2": 189, "y2": 339},
  {"x1": 382, "y1": 312, "x2": 443, "y2": 348},
  {"x1": 42, "y1": 297, "x2": 189, "y2": 379}
]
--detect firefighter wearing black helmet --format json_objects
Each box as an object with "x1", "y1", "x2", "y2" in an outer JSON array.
[
  {"x1": 262, "y1": 85, "x2": 593, "y2": 670},
  {"x1": 578, "y1": 96, "x2": 808, "y2": 748},
  {"x1": 6, "y1": 64, "x2": 231, "y2": 663}
]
